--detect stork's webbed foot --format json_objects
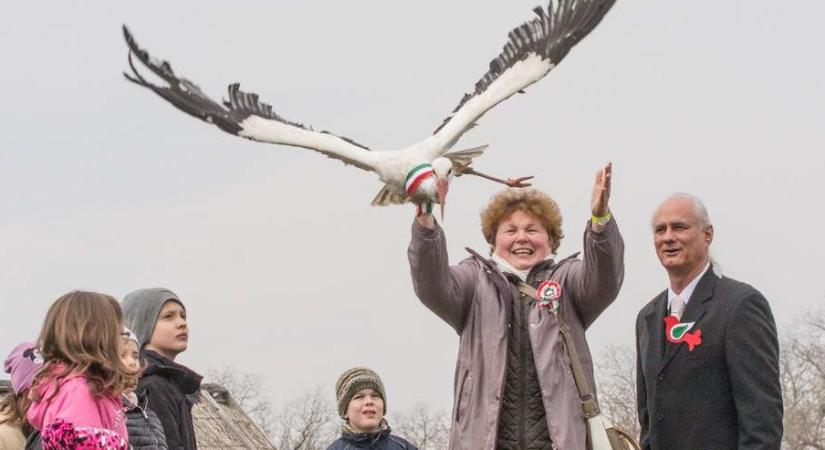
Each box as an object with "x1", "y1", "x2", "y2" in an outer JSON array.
[
  {"x1": 462, "y1": 167, "x2": 534, "y2": 188},
  {"x1": 505, "y1": 175, "x2": 533, "y2": 188}
]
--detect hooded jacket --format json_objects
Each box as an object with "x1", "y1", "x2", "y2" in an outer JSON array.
[{"x1": 137, "y1": 351, "x2": 201, "y2": 450}]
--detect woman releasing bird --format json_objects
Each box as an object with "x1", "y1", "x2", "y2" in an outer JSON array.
[
  {"x1": 408, "y1": 163, "x2": 625, "y2": 450},
  {"x1": 123, "y1": 0, "x2": 615, "y2": 217}
]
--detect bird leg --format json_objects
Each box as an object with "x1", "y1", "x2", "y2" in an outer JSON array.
[
  {"x1": 462, "y1": 167, "x2": 534, "y2": 188},
  {"x1": 416, "y1": 202, "x2": 434, "y2": 217}
]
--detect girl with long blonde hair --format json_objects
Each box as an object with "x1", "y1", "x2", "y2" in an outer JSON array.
[{"x1": 27, "y1": 291, "x2": 139, "y2": 450}]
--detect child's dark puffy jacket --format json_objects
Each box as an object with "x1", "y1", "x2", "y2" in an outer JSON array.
[
  {"x1": 326, "y1": 428, "x2": 418, "y2": 450},
  {"x1": 125, "y1": 397, "x2": 168, "y2": 450}
]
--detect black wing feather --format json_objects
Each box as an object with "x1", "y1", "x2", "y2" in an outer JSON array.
[
  {"x1": 122, "y1": 26, "x2": 370, "y2": 151},
  {"x1": 434, "y1": 0, "x2": 615, "y2": 134}
]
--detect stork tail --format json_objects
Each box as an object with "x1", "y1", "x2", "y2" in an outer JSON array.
[{"x1": 370, "y1": 185, "x2": 407, "y2": 207}]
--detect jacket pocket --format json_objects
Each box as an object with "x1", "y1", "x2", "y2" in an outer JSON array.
[{"x1": 455, "y1": 369, "x2": 471, "y2": 424}]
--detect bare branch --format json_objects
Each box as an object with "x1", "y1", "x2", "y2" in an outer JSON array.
[
  {"x1": 205, "y1": 365, "x2": 275, "y2": 437},
  {"x1": 781, "y1": 309, "x2": 825, "y2": 449},
  {"x1": 392, "y1": 403, "x2": 450, "y2": 450},
  {"x1": 273, "y1": 386, "x2": 338, "y2": 450},
  {"x1": 594, "y1": 345, "x2": 640, "y2": 439}
]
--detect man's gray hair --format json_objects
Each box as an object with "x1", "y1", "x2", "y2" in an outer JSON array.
[{"x1": 654, "y1": 192, "x2": 712, "y2": 229}]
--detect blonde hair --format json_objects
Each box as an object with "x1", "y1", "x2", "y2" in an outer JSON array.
[
  {"x1": 119, "y1": 336, "x2": 144, "y2": 373},
  {"x1": 480, "y1": 188, "x2": 564, "y2": 254},
  {"x1": 31, "y1": 291, "x2": 139, "y2": 401}
]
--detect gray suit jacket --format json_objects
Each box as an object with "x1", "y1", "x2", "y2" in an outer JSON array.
[{"x1": 635, "y1": 267, "x2": 782, "y2": 450}]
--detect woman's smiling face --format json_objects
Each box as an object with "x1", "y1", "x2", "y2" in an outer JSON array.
[{"x1": 493, "y1": 209, "x2": 552, "y2": 270}]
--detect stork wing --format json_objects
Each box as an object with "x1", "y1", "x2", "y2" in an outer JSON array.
[
  {"x1": 424, "y1": 0, "x2": 615, "y2": 158},
  {"x1": 122, "y1": 26, "x2": 379, "y2": 172}
]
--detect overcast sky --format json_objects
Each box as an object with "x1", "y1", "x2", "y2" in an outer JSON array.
[{"x1": 2, "y1": 1, "x2": 823, "y2": 414}]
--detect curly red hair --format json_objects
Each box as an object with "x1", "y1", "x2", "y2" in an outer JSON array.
[{"x1": 480, "y1": 188, "x2": 564, "y2": 253}]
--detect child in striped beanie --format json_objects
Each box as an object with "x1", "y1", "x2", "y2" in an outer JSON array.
[{"x1": 327, "y1": 367, "x2": 417, "y2": 450}]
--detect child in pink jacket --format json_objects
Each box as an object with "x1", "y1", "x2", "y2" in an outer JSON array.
[{"x1": 27, "y1": 291, "x2": 140, "y2": 450}]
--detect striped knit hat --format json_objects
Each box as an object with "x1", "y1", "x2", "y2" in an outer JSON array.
[{"x1": 335, "y1": 367, "x2": 387, "y2": 418}]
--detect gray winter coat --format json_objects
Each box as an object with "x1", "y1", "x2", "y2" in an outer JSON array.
[{"x1": 408, "y1": 218, "x2": 624, "y2": 450}]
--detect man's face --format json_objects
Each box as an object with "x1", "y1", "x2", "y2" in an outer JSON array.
[{"x1": 653, "y1": 197, "x2": 713, "y2": 277}]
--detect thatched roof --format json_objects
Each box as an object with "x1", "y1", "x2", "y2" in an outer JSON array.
[
  {"x1": 0, "y1": 379, "x2": 277, "y2": 450},
  {"x1": 195, "y1": 382, "x2": 277, "y2": 450}
]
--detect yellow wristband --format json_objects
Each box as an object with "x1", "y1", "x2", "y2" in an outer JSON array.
[{"x1": 591, "y1": 211, "x2": 612, "y2": 225}]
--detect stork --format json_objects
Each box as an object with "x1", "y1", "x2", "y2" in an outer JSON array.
[{"x1": 123, "y1": 0, "x2": 615, "y2": 218}]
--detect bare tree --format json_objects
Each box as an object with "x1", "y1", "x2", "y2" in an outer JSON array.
[
  {"x1": 273, "y1": 386, "x2": 338, "y2": 450},
  {"x1": 206, "y1": 307, "x2": 825, "y2": 450},
  {"x1": 781, "y1": 309, "x2": 825, "y2": 450},
  {"x1": 206, "y1": 365, "x2": 275, "y2": 437},
  {"x1": 594, "y1": 344, "x2": 640, "y2": 439},
  {"x1": 392, "y1": 402, "x2": 450, "y2": 450}
]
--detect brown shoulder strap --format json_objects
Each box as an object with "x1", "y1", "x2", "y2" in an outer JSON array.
[{"x1": 515, "y1": 280, "x2": 602, "y2": 419}]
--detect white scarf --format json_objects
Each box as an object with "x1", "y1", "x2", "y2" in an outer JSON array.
[{"x1": 490, "y1": 253, "x2": 554, "y2": 281}]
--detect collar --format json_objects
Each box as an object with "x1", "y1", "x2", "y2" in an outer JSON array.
[
  {"x1": 340, "y1": 419, "x2": 391, "y2": 445},
  {"x1": 668, "y1": 262, "x2": 710, "y2": 307},
  {"x1": 121, "y1": 392, "x2": 139, "y2": 411},
  {"x1": 141, "y1": 350, "x2": 203, "y2": 395},
  {"x1": 490, "y1": 253, "x2": 555, "y2": 282}
]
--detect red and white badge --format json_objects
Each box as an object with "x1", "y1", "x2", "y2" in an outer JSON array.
[{"x1": 536, "y1": 280, "x2": 562, "y2": 312}]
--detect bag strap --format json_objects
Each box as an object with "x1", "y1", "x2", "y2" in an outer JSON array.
[{"x1": 514, "y1": 280, "x2": 602, "y2": 419}]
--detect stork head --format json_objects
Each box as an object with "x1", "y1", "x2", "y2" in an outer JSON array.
[{"x1": 432, "y1": 157, "x2": 454, "y2": 220}]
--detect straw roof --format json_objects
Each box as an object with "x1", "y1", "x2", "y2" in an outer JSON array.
[{"x1": 195, "y1": 382, "x2": 277, "y2": 450}]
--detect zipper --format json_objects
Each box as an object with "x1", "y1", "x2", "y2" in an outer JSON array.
[
  {"x1": 456, "y1": 368, "x2": 470, "y2": 423},
  {"x1": 519, "y1": 294, "x2": 527, "y2": 450}
]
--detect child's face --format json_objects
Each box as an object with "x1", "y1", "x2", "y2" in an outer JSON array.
[
  {"x1": 119, "y1": 339, "x2": 140, "y2": 372},
  {"x1": 345, "y1": 389, "x2": 384, "y2": 433},
  {"x1": 147, "y1": 300, "x2": 188, "y2": 359}
]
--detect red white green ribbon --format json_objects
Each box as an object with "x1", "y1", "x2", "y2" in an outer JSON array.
[
  {"x1": 664, "y1": 316, "x2": 702, "y2": 352},
  {"x1": 405, "y1": 163, "x2": 434, "y2": 195},
  {"x1": 536, "y1": 280, "x2": 561, "y2": 312}
]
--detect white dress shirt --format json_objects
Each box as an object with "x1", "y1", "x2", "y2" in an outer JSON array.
[{"x1": 667, "y1": 262, "x2": 711, "y2": 310}]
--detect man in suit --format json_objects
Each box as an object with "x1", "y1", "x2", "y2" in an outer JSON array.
[{"x1": 635, "y1": 193, "x2": 782, "y2": 450}]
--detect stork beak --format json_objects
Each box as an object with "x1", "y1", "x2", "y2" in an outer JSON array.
[{"x1": 437, "y1": 178, "x2": 449, "y2": 221}]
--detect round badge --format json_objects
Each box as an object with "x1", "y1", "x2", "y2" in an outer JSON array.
[
  {"x1": 536, "y1": 280, "x2": 562, "y2": 312},
  {"x1": 537, "y1": 280, "x2": 562, "y2": 301}
]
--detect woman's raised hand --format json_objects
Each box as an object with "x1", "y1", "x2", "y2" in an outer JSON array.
[
  {"x1": 591, "y1": 162, "x2": 612, "y2": 218},
  {"x1": 416, "y1": 207, "x2": 436, "y2": 230}
]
